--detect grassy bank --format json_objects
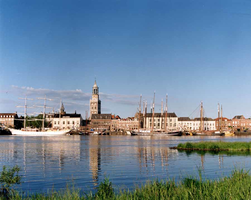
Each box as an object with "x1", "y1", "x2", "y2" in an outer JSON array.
[
  {"x1": 176, "y1": 141, "x2": 251, "y2": 151},
  {"x1": 1, "y1": 169, "x2": 251, "y2": 199}
]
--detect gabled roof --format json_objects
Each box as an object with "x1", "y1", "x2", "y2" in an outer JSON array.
[
  {"x1": 214, "y1": 117, "x2": 231, "y2": 121},
  {"x1": 233, "y1": 115, "x2": 245, "y2": 119}
]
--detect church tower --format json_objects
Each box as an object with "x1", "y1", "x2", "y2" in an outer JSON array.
[{"x1": 90, "y1": 80, "x2": 101, "y2": 118}]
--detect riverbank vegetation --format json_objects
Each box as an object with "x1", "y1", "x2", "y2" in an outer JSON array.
[
  {"x1": 176, "y1": 141, "x2": 251, "y2": 151},
  {"x1": 2, "y1": 166, "x2": 251, "y2": 199}
]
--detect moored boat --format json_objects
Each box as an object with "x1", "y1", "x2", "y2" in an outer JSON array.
[
  {"x1": 9, "y1": 128, "x2": 70, "y2": 136},
  {"x1": 166, "y1": 131, "x2": 182, "y2": 136}
]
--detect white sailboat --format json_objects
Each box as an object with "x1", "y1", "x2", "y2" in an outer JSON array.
[
  {"x1": 9, "y1": 128, "x2": 69, "y2": 136},
  {"x1": 10, "y1": 96, "x2": 70, "y2": 136}
]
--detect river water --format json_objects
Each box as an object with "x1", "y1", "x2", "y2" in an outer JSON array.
[{"x1": 0, "y1": 135, "x2": 251, "y2": 193}]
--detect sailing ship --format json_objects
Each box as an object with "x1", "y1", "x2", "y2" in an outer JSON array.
[{"x1": 9, "y1": 96, "x2": 70, "y2": 136}]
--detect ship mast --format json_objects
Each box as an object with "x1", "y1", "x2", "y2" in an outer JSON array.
[
  {"x1": 161, "y1": 99, "x2": 163, "y2": 131},
  {"x1": 218, "y1": 103, "x2": 220, "y2": 131},
  {"x1": 138, "y1": 95, "x2": 142, "y2": 130},
  {"x1": 37, "y1": 95, "x2": 53, "y2": 131},
  {"x1": 151, "y1": 92, "x2": 155, "y2": 133},
  {"x1": 200, "y1": 101, "x2": 204, "y2": 132},
  {"x1": 145, "y1": 101, "x2": 147, "y2": 130},
  {"x1": 164, "y1": 94, "x2": 168, "y2": 133},
  {"x1": 17, "y1": 96, "x2": 33, "y2": 129},
  {"x1": 221, "y1": 105, "x2": 223, "y2": 132}
]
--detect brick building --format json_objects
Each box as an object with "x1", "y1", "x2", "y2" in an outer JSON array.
[
  {"x1": 0, "y1": 113, "x2": 19, "y2": 128},
  {"x1": 232, "y1": 115, "x2": 251, "y2": 131},
  {"x1": 90, "y1": 114, "x2": 112, "y2": 131},
  {"x1": 214, "y1": 117, "x2": 232, "y2": 131}
]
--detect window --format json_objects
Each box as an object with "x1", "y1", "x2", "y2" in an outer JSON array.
[
  {"x1": 68, "y1": 121, "x2": 70, "y2": 124},
  {"x1": 63, "y1": 121, "x2": 65, "y2": 124},
  {"x1": 54, "y1": 121, "x2": 56, "y2": 124},
  {"x1": 72, "y1": 121, "x2": 74, "y2": 124},
  {"x1": 58, "y1": 121, "x2": 59, "y2": 124}
]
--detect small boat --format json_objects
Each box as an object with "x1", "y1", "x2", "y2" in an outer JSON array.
[
  {"x1": 214, "y1": 131, "x2": 225, "y2": 136},
  {"x1": 126, "y1": 131, "x2": 132, "y2": 135},
  {"x1": 192, "y1": 132, "x2": 207, "y2": 136},
  {"x1": 166, "y1": 131, "x2": 182, "y2": 136},
  {"x1": 130, "y1": 131, "x2": 138, "y2": 136},
  {"x1": 92, "y1": 131, "x2": 101, "y2": 135}
]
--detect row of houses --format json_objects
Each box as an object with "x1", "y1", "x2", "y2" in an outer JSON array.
[{"x1": 1, "y1": 110, "x2": 250, "y2": 132}]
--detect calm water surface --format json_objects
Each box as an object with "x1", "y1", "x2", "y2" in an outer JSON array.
[{"x1": 1, "y1": 135, "x2": 251, "y2": 193}]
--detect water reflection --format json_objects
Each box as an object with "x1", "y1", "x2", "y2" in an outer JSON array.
[
  {"x1": 1, "y1": 135, "x2": 251, "y2": 193},
  {"x1": 89, "y1": 136, "x2": 101, "y2": 186}
]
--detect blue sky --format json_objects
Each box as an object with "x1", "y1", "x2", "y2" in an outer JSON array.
[{"x1": 1, "y1": 0, "x2": 251, "y2": 118}]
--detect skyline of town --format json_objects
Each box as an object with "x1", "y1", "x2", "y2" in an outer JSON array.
[{"x1": 1, "y1": 80, "x2": 251, "y2": 121}]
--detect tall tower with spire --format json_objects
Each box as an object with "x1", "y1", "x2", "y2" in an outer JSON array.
[{"x1": 90, "y1": 80, "x2": 101, "y2": 118}]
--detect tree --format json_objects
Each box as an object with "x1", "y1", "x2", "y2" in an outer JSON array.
[{"x1": 26, "y1": 114, "x2": 49, "y2": 129}]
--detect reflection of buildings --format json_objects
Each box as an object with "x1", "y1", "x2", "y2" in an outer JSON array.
[
  {"x1": 89, "y1": 136, "x2": 101, "y2": 186},
  {"x1": 136, "y1": 137, "x2": 178, "y2": 171},
  {"x1": 6, "y1": 136, "x2": 82, "y2": 175}
]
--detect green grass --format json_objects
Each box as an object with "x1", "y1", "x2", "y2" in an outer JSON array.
[
  {"x1": 3, "y1": 169, "x2": 251, "y2": 199},
  {"x1": 177, "y1": 141, "x2": 251, "y2": 151}
]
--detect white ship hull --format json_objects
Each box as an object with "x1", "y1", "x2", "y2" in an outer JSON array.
[{"x1": 9, "y1": 129, "x2": 69, "y2": 136}]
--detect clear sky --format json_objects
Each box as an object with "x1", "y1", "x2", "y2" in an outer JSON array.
[{"x1": 1, "y1": 0, "x2": 251, "y2": 119}]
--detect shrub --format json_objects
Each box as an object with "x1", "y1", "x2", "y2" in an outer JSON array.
[
  {"x1": 95, "y1": 178, "x2": 114, "y2": 199},
  {"x1": 0, "y1": 165, "x2": 21, "y2": 198}
]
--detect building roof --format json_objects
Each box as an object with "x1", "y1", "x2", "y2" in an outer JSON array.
[
  {"x1": 111, "y1": 115, "x2": 121, "y2": 119},
  {"x1": 91, "y1": 114, "x2": 112, "y2": 119},
  {"x1": 145, "y1": 112, "x2": 177, "y2": 117},
  {"x1": 178, "y1": 117, "x2": 191, "y2": 121},
  {"x1": 233, "y1": 115, "x2": 245, "y2": 119},
  {"x1": 93, "y1": 80, "x2": 98, "y2": 88},
  {"x1": 0, "y1": 113, "x2": 18, "y2": 117},
  {"x1": 194, "y1": 117, "x2": 214, "y2": 121},
  {"x1": 214, "y1": 117, "x2": 231, "y2": 121},
  {"x1": 52, "y1": 113, "x2": 82, "y2": 118}
]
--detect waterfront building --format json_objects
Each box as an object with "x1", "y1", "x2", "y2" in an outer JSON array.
[
  {"x1": 90, "y1": 80, "x2": 101, "y2": 118},
  {"x1": 232, "y1": 115, "x2": 251, "y2": 131},
  {"x1": 214, "y1": 117, "x2": 232, "y2": 131},
  {"x1": 143, "y1": 113, "x2": 178, "y2": 132},
  {"x1": 90, "y1": 114, "x2": 112, "y2": 131},
  {"x1": 46, "y1": 103, "x2": 83, "y2": 130},
  {"x1": 178, "y1": 117, "x2": 216, "y2": 131},
  {"x1": 111, "y1": 116, "x2": 139, "y2": 131},
  {"x1": 0, "y1": 113, "x2": 19, "y2": 128}
]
